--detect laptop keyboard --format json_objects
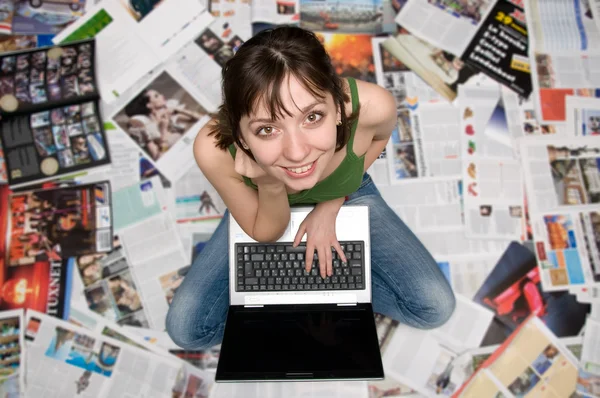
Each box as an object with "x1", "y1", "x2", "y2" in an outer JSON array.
[{"x1": 235, "y1": 242, "x2": 365, "y2": 292}]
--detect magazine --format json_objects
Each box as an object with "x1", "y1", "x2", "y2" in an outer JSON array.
[
  {"x1": 6, "y1": 181, "x2": 113, "y2": 268},
  {"x1": 396, "y1": 0, "x2": 532, "y2": 97},
  {"x1": 0, "y1": 39, "x2": 111, "y2": 188},
  {"x1": 0, "y1": 185, "x2": 74, "y2": 319}
]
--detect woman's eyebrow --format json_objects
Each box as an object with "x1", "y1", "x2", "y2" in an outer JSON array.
[{"x1": 247, "y1": 100, "x2": 326, "y2": 126}]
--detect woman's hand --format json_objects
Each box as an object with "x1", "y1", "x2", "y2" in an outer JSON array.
[
  {"x1": 233, "y1": 145, "x2": 282, "y2": 187},
  {"x1": 293, "y1": 199, "x2": 347, "y2": 278}
]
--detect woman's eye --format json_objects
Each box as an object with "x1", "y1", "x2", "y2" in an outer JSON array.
[
  {"x1": 306, "y1": 113, "x2": 323, "y2": 124},
  {"x1": 257, "y1": 126, "x2": 276, "y2": 136}
]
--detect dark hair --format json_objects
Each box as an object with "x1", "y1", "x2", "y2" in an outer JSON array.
[
  {"x1": 124, "y1": 89, "x2": 151, "y2": 117},
  {"x1": 208, "y1": 26, "x2": 359, "y2": 159}
]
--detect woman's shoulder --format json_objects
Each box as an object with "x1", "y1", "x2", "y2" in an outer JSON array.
[
  {"x1": 193, "y1": 121, "x2": 237, "y2": 176},
  {"x1": 352, "y1": 79, "x2": 397, "y2": 138}
]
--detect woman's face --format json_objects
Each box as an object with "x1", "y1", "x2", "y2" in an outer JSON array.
[
  {"x1": 239, "y1": 74, "x2": 339, "y2": 192},
  {"x1": 145, "y1": 89, "x2": 166, "y2": 110}
]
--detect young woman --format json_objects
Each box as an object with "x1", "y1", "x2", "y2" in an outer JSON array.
[{"x1": 166, "y1": 26, "x2": 455, "y2": 350}]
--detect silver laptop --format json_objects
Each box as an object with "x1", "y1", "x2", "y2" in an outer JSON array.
[{"x1": 215, "y1": 205, "x2": 384, "y2": 382}]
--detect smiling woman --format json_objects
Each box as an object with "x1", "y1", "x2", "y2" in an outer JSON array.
[{"x1": 166, "y1": 26, "x2": 456, "y2": 351}]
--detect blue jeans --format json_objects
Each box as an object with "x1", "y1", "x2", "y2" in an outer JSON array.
[{"x1": 166, "y1": 173, "x2": 456, "y2": 350}]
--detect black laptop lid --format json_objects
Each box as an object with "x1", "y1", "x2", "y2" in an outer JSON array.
[{"x1": 215, "y1": 303, "x2": 384, "y2": 381}]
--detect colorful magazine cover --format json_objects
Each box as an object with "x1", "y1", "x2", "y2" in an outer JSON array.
[
  {"x1": 6, "y1": 181, "x2": 113, "y2": 266},
  {"x1": 0, "y1": 185, "x2": 73, "y2": 319}
]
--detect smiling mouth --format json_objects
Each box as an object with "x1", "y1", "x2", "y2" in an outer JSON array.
[{"x1": 284, "y1": 161, "x2": 315, "y2": 174}]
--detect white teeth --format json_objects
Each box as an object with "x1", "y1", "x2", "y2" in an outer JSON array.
[{"x1": 287, "y1": 162, "x2": 313, "y2": 174}]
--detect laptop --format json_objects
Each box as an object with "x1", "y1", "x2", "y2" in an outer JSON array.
[{"x1": 216, "y1": 205, "x2": 384, "y2": 382}]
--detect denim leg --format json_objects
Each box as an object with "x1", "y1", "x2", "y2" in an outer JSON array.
[
  {"x1": 346, "y1": 174, "x2": 456, "y2": 329},
  {"x1": 166, "y1": 211, "x2": 230, "y2": 350}
]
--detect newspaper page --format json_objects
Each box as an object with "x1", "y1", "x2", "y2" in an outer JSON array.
[
  {"x1": 251, "y1": 0, "x2": 299, "y2": 24},
  {"x1": 300, "y1": 0, "x2": 394, "y2": 35},
  {"x1": 168, "y1": 19, "x2": 251, "y2": 110},
  {"x1": 435, "y1": 254, "x2": 499, "y2": 299},
  {"x1": 382, "y1": 33, "x2": 481, "y2": 102},
  {"x1": 381, "y1": 295, "x2": 493, "y2": 397},
  {"x1": 24, "y1": 310, "x2": 214, "y2": 397},
  {"x1": 372, "y1": 37, "x2": 447, "y2": 109},
  {"x1": 208, "y1": 0, "x2": 252, "y2": 39},
  {"x1": 455, "y1": 316, "x2": 580, "y2": 398},
  {"x1": 520, "y1": 136, "x2": 600, "y2": 291},
  {"x1": 53, "y1": 0, "x2": 213, "y2": 103},
  {"x1": 525, "y1": 0, "x2": 600, "y2": 123},
  {"x1": 109, "y1": 65, "x2": 212, "y2": 182},
  {"x1": 76, "y1": 177, "x2": 188, "y2": 330},
  {"x1": 378, "y1": 178, "x2": 512, "y2": 257},
  {"x1": 566, "y1": 95, "x2": 600, "y2": 136},
  {"x1": 0, "y1": 310, "x2": 25, "y2": 398},
  {"x1": 502, "y1": 87, "x2": 567, "y2": 144},
  {"x1": 396, "y1": 0, "x2": 532, "y2": 97},
  {"x1": 577, "y1": 316, "x2": 600, "y2": 397},
  {"x1": 473, "y1": 241, "x2": 590, "y2": 347},
  {"x1": 211, "y1": 380, "x2": 368, "y2": 398},
  {"x1": 459, "y1": 85, "x2": 523, "y2": 240}
]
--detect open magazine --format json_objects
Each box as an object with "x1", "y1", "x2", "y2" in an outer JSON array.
[
  {"x1": 396, "y1": 0, "x2": 532, "y2": 97},
  {"x1": 0, "y1": 39, "x2": 111, "y2": 188}
]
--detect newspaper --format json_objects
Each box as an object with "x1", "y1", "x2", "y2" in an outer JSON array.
[
  {"x1": 396, "y1": 0, "x2": 532, "y2": 97},
  {"x1": 24, "y1": 310, "x2": 214, "y2": 397},
  {"x1": 458, "y1": 84, "x2": 523, "y2": 240},
  {"x1": 53, "y1": 0, "x2": 213, "y2": 103},
  {"x1": 566, "y1": 96, "x2": 600, "y2": 136},
  {"x1": 0, "y1": 310, "x2": 25, "y2": 398},
  {"x1": 381, "y1": 295, "x2": 493, "y2": 397},
  {"x1": 577, "y1": 316, "x2": 600, "y2": 397},
  {"x1": 316, "y1": 32, "x2": 377, "y2": 83},
  {"x1": 382, "y1": 33, "x2": 481, "y2": 102},
  {"x1": 208, "y1": 0, "x2": 252, "y2": 39},
  {"x1": 520, "y1": 136, "x2": 600, "y2": 291},
  {"x1": 71, "y1": 177, "x2": 188, "y2": 330},
  {"x1": 251, "y1": 0, "x2": 299, "y2": 25},
  {"x1": 108, "y1": 65, "x2": 212, "y2": 182},
  {"x1": 300, "y1": 0, "x2": 395, "y2": 35},
  {"x1": 502, "y1": 87, "x2": 566, "y2": 143},
  {"x1": 435, "y1": 254, "x2": 499, "y2": 299},
  {"x1": 525, "y1": 0, "x2": 600, "y2": 123},
  {"x1": 454, "y1": 316, "x2": 580, "y2": 397},
  {"x1": 168, "y1": 19, "x2": 251, "y2": 109},
  {"x1": 378, "y1": 178, "x2": 511, "y2": 257},
  {"x1": 211, "y1": 380, "x2": 368, "y2": 398},
  {"x1": 372, "y1": 37, "x2": 447, "y2": 109}
]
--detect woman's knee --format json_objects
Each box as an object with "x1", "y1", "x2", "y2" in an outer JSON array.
[
  {"x1": 165, "y1": 304, "x2": 224, "y2": 350},
  {"x1": 413, "y1": 286, "x2": 456, "y2": 329}
]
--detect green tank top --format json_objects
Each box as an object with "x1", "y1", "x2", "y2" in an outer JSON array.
[{"x1": 228, "y1": 77, "x2": 365, "y2": 205}]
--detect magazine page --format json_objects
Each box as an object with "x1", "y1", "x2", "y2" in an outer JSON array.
[
  {"x1": 473, "y1": 241, "x2": 590, "y2": 347},
  {"x1": 53, "y1": 0, "x2": 213, "y2": 103},
  {"x1": 251, "y1": 0, "x2": 299, "y2": 25},
  {"x1": 525, "y1": 0, "x2": 600, "y2": 123},
  {"x1": 577, "y1": 317, "x2": 600, "y2": 397},
  {"x1": 7, "y1": 181, "x2": 114, "y2": 267},
  {"x1": 300, "y1": 0, "x2": 390, "y2": 35},
  {"x1": 211, "y1": 379, "x2": 367, "y2": 398},
  {"x1": 208, "y1": 0, "x2": 252, "y2": 39},
  {"x1": 0, "y1": 0, "x2": 14, "y2": 35},
  {"x1": 459, "y1": 85, "x2": 523, "y2": 240},
  {"x1": 520, "y1": 136, "x2": 600, "y2": 291},
  {"x1": 454, "y1": 316, "x2": 580, "y2": 398},
  {"x1": 383, "y1": 33, "x2": 481, "y2": 102},
  {"x1": 12, "y1": 0, "x2": 84, "y2": 35},
  {"x1": 566, "y1": 96, "x2": 600, "y2": 136},
  {"x1": 108, "y1": 65, "x2": 212, "y2": 182},
  {"x1": 168, "y1": 19, "x2": 251, "y2": 109},
  {"x1": 24, "y1": 310, "x2": 214, "y2": 397},
  {"x1": 2, "y1": 99, "x2": 111, "y2": 188},
  {"x1": 380, "y1": 295, "x2": 493, "y2": 397},
  {"x1": 0, "y1": 39, "x2": 99, "y2": 116},
  {"x1": 0, "y1": 310, "x2": 25, "y2": 398},
  {"x1": 435, "y1": 254, "x2": 499, "y2": 299}
]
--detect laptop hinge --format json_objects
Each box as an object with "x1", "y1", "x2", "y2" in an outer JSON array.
[
  {"x1": 337, "y1": 303, "x2": 357, "y2": 306},
  {"x1": 244, "y1": 305, "x2": 264, "y2": 308}
]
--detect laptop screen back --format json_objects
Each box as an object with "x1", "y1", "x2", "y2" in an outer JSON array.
[{"x1": 216, "y1": 304, "x2": 384, "y2": 381}]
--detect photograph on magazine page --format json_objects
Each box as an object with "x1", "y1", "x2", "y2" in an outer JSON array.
[
  {"x1": 113, "y1": 71, "x2": 208, "y2": 162},
  {"x1": 119, "y1": 0, "x2": 165, "y2": 22},
  {"x1": 427, "y1": 0, "x2": 493, "y2": 25},
  {"x1": 548, "y1": 145, "x2": 600, "y2": 205}
]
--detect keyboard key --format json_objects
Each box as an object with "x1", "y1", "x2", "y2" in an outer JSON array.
[
  {"x1": 285, "y1": 245, "x2": 305, "y2": 253},
  {"x1": 246, "y1": 278, "x2": 258, "y2": 285},
  {"x1": 351, "y1": 268, "x2": 362, "y2": 275},
  {"x1": 251, "y1": 254, "x2": 264, "y2": 261},
  {"x1": 267, "y1": 246, "x2": 275, "y2": 253}
]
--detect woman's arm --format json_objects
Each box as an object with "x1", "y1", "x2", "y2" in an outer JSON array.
[{"x1": 194, "y1": 122, "x2": 290, "y2": 242}]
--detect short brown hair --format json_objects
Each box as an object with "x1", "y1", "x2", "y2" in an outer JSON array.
[{"x1": 208, "y1": 26, "x2": 359, "y2": 160}]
